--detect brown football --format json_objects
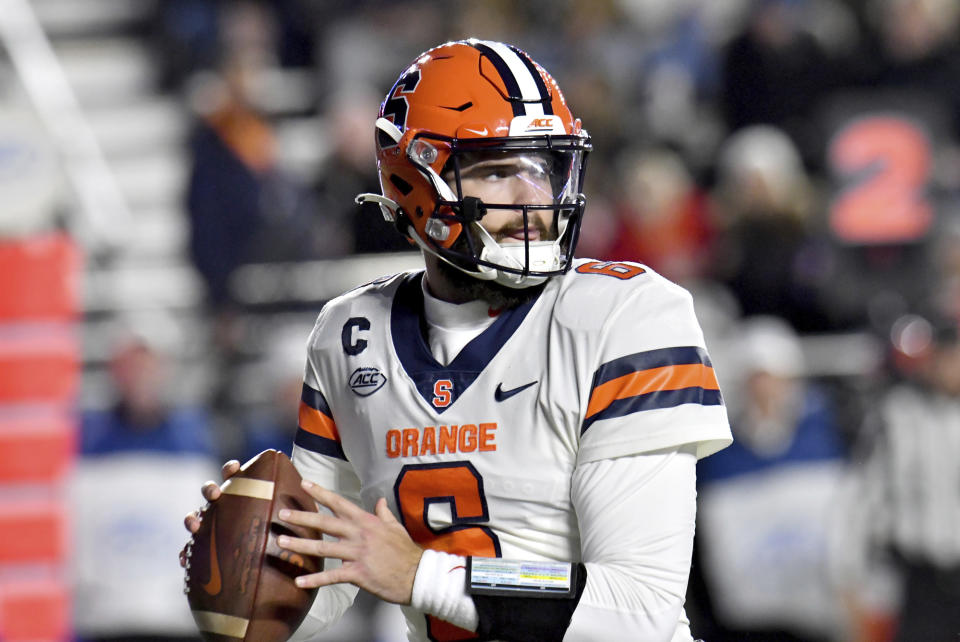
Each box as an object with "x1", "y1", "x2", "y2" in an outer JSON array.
[{"x1": 184, "y1": 449, "x2": 322, "y2": 642}]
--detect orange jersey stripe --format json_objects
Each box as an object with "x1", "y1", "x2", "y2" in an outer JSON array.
[
  {"x1": 298, "y1": 401, "x2": 340, "y2": 442},
  {"x1": 586, "y1": 363, "x2": 719, "y2": 419}
]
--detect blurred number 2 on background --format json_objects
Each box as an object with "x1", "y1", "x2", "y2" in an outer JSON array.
[{"x1": 828, "y1": 115, "x2": 934, "y2": 244}]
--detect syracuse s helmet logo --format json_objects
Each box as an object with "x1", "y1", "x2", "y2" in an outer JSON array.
[{"x1": 349, "y1": 367, "x2": 387, "y2": 397}]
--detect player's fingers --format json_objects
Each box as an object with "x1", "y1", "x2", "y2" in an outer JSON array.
[
  {"x1": 277, "y1": 534, "x2": 354, "y2": 562},
  {"x1": 221, "y1": 460, "x2": 240, "y2": 481},
  {"x1": 301, "y1": 480, "x2": 363, "y2": 518},
  {"x1": 179, "y1": 546, "x2": 188, "y2": 568},
  {"x1": 293, "y1": 566, "x2": 352, "y2": 590},
  {"x1": 279, "y1": 508, "x2": 354, "y2": 539},
  {"x1": 200, "y1": 480, "x2": 221, "y2": 502},
  {"x1": 184, "y1": 510, "x2": 202, "y2": 533},
  {"x1": 275, "y1": 534, "x2": 322, "y2": 557},
  {"x1": 374, "y1": 497, "x2": 399, "y2": 525}
]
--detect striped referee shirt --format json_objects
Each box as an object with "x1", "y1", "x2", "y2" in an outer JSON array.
[{"x1": 845, "y1": 384, "x2": 960, "y2": 571}]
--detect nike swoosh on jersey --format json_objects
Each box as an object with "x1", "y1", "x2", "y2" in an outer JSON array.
[
  {"x1": 495, "y1": 380, "x2": 538, "y2": 402},
  {"x1": 202, "y1": 513, "x2": 222, "y2": 595}
]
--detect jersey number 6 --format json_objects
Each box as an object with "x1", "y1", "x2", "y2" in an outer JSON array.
[
  {"x1": 575, "y1": 260, "x2": 645, "y2": 280},
  {"x1": 394, "y1": 462, "x2": 501, "y2": 641}
]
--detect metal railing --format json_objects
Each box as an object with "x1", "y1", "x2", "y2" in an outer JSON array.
[{"x1": 0, "y1": 0, "x2": 132, "y2": 254}]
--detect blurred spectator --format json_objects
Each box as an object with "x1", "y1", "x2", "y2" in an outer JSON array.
[
  {"x1": 931, "y1": 217, "x2": 960, "y2": 322},
  {"x1": 691, "y1": 316, "x2": 848, "y2": 642},
  {"x1": 80, "y1": 332, "x2": 214, "y2": 457},
  {"x1": 834, "y1": 313, "x2": 960, "y2": 642},
  {"x1": 598, "y1": 148, "x2": 714, "y2": 283},
  {"x1": 151, "y1": 0, "x2": 221, "y2": 92},
  {"x1": 185, "y1": 1, "x2": 329, "y2": 310},
  {"x1": 312, "y1": 89, "x2": 411, "y2": 255},
  {"x1": 857, "y1": 0, "x2": 960, "y2": 135},
  {"x1": 72, "y1": 331, "x2": 218, "y2": 641},
  {"x1": 710, "y1": 125, "x2": 833, "y2": 332},
  {"x1": 720, "y1": 0, "x2": 839, "y2": 162},
  {"x1": 623, "y1": 3, "x2": 727, "y2": 166},
  {"x1": 152, "y1": 0, "x2": 316, "y2": 92}
]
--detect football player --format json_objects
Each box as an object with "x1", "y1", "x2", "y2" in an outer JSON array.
[{"x1": 185, "y1": 39, "x2": 731, "y2": 641}]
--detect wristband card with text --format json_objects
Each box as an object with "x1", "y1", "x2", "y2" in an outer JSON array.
[{"x1": 466, "y1": 557, "x2": 576, "y2": 598}]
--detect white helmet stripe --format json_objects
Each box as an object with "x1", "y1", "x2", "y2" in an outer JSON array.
[{"x1": 478, "y1": 40, "x2": 545, "y2": 117}]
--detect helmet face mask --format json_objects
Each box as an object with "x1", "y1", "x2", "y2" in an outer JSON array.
[
  {"x1": 358, "y1": 39, "x2": 592, "y2": 289},
  {"x1": 434, "y1": 135, "x2": 589, "y2": 286}
]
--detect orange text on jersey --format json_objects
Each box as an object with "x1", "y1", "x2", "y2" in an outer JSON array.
[{"x1": 386, "y1": 423, "x2": 497, "y2": 458}]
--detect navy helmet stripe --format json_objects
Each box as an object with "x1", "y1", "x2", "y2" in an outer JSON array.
[
  {"x1": 472, "y1": 42, "x2": 525, "y2": 117},
  {"x1": 301, "y1": 383, "x2": 332, "y2": 416},
  {"x1": 508, "y1": 45, "x2": 553, "y2": 115},
  {"x1": 294, "y1": 428, "x2": 347, "y2": 460},
  {"x1": 581, "y1": 388, "x2": 724, "y2": 434}
]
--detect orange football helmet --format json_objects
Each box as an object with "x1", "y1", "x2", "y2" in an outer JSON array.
[{"x1": 357, "y1": 39, "x2": 591, "y2": 288}]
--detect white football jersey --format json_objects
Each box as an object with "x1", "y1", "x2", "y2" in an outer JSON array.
[{"x1": 292, "y1": 258, "x2": 732, "y2": 641}]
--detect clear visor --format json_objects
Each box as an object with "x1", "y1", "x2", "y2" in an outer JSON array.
[{"x1": 443, "y1": 147, "x2": 585, "y2": 208}]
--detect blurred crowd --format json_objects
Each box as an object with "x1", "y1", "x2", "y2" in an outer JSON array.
[{"x1": 69, "y1": 0, "x2": 960, "y2": 640}]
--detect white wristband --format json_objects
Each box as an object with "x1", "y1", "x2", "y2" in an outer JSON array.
[{"x1": 410, "y1": 549, "x2": 479, "y2": 631}]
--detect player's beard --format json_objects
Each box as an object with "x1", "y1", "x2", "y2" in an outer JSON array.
[
  {"x1": 433, "y1": 253, "x2": 547, "y2": 310},
  {"x1": 428, "y1": 209, "x2": 566, "y2": 308}
]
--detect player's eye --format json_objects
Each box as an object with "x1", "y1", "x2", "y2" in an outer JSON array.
[
  {"x1": 517, "y1": 156, "x2": 550, "y2": 178},
  {"x1": 460, "y1": 162, "x2": 516, "y2": 181},
  {"x1": 462, "y1": 157, "x2": 552, "y2": 182}
]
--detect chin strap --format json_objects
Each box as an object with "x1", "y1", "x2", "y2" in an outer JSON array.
[
  {"x1": 356, "y1": 192, "x2": 416, "y2": 240},
  {"x1": 357, "y1": 191, "x2": 564, "y2": 289},
  {"x1": 355, "y1": 193, "x2": 400, "y2": 222},
  {"x1": 356, "y1": 191, "x2": 495, "y2": 282},
  {"x1": 408, "y1": 227, "x2": 499, "y2": 282}
]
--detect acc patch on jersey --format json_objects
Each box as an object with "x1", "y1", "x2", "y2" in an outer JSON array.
[{"x1": 349, "y1": 367, "x2": 387, "y2": 397}]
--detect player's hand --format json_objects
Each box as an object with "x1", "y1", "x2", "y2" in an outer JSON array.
[
  {"x1": 179, "y1": 459, "x2": 241, "y2": 568},
  {"x1": 277, "y1": 480, "x2": 424, "y2": 605}
]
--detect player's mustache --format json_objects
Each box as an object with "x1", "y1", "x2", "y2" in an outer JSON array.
[{"x1": 490, "y1": 214, "x2": 555, "y2": 241}]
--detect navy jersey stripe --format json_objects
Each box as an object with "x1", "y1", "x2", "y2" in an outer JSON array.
[
  {"x1": 592, "y1": 346, "x2": 712, "y2": 390},
  {"x1": 294, "y1": 427, "x2": 347, "y2": 461},
  {"x1": 301, "y1": 383, "x2": 332, "y2": 416},
  {"x1": 581, "y1": 388, "x2": 724, "y2": 434}
]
